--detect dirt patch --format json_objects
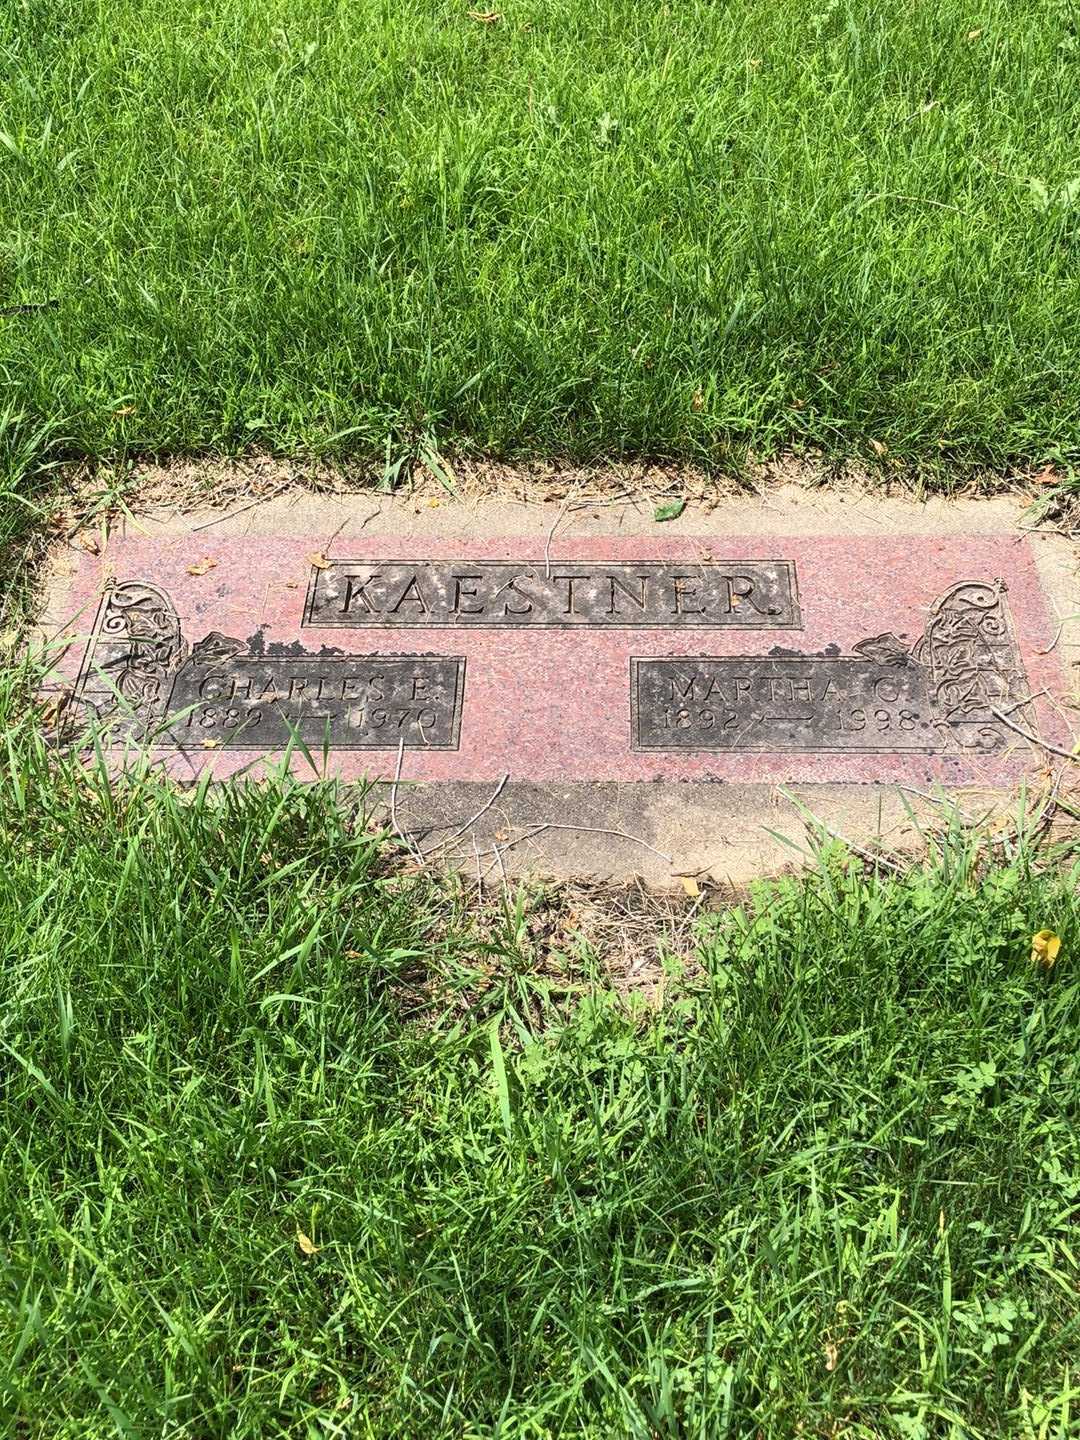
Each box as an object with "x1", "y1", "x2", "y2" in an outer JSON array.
[
  {"x1": 53, "y1": 448, "x2": 1052, "y2": 526},
  {"x1": 394, "y1": 870, "x2": 713, "y2": 1016}
]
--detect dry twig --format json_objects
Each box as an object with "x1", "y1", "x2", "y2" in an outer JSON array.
[
  {"x1": 990, "y1": 707, "x2": 1079, "y2": 762},
  {"x1": 418, "y1": 773, "x2": 510, "y2": 857},
  {"x1": 190, "y1": 483, "x2": 291, "y2": 531},
  {"x1": 477, "y1": 821, "x2": 674, "y2": 881},
  {"x1": 387, "y1": 739, "x2": 424, "y2": 863}
]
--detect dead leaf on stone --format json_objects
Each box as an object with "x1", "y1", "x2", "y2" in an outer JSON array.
[
  {"x1": 307, "y1": 552, "x2": 331, "y2": 570},
  {"x1": 284, "y1": 581, "x2": 299, "y2": 589},
  {"x1": 186, "y1": 557, "x2": 218, "y2": 577},
  {"x1": 296, "y1": 1227, "x2": 319, "y2": 1256}
]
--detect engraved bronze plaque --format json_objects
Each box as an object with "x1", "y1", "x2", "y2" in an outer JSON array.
[
  {"x1": 168, "y1": 653, "x2": 465, "y2": 750},
  {"x1": 304, "y1": 559, "x2": 800, "y2": 629},
  {"x1": 632, "y1": 582, "x2": 1032, "y2": 755},
  {"x1": 72, "y1": 584, "x2": 465, "y2": 750},
  {"x1": 633, "y1": 656, "x2": 938, "y2": 752}
]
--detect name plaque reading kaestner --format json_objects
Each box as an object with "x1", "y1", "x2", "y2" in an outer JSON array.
[{"x1": 305, "y1": 559, "x2": 800, "y2": 629}]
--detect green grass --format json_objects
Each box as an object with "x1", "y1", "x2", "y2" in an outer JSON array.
[
  {"x1": 3, "y1": 679, "x2": 1080, "y2": 1437},
  {"x1": 3, "y1": 0, "x2": 1080, "y2": 475},
  {"x1": 4, "y1": 7, "x2": 1080, "y2": 1433}
]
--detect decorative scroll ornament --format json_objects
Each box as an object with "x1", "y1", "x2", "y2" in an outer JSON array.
[
  {"x1": 776, "y1": 580, "x2": 1027, "y2": 751},
  {"x1": 846, "y1": 581, "x2": 1028, "y2": 750},
  {"x1": 76, "y1": 582, "x2": 189, "y2": 732},
  {"x1": 913, "y1": 579, "x2": 1028, "y2": 750}
]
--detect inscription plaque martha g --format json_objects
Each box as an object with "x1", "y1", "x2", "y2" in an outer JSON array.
[
  {"x1": 634, "y1": 656, "x2": 938, "y2": 752},
  {"x1": 304, "y1": 558, "x2": 800, "y2": 629},
  {"x1": 72, "y1": 584, "x2": 465, "y2": 750},
  {"x1": 633, "y1": 581, "x2": 1032, "y2": 756}
]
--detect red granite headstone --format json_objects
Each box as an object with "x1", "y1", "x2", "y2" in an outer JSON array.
[{"x1": 52, "y1": 533, "x2": 1070, "y2": 785}]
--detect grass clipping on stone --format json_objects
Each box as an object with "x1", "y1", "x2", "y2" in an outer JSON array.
[{"x1": 1, "y1": 670, "x2": 1079, "y2": 1436}]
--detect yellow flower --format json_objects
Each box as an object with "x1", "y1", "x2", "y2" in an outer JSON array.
[{"x1": 1031, "y1": 930, "x2": 1063, "y2": 970}]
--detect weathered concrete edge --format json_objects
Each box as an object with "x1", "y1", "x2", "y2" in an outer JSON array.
[{"x1": 377, "y1": 779, "x2": 1043, "y2": 886}]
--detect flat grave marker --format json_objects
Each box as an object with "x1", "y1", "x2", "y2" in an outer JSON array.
[{"x1": 49, "y1": 530, "x2": 1071, "y2": 789}]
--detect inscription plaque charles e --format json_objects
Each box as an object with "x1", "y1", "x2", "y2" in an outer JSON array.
[
  {"x1": 169, "y1": 649, "x2": 464, "y2": 750},
  {"x1": 72, "y1": 583, "x2": 465, "y2": 750}
]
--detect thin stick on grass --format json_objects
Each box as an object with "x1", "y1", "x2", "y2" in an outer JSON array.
[
  {"x1": 895, "y1": 784, "x2": 993, "y2": 830},
  {"x1": 479, "y1": 822, "x2": 673, "y2": 881},
  {"x1": 387, "y1": 738, "x2": 424, "y2": 863},
  {"x1": 419, "y1": 773, "x2": 510, "y2": 857},
  {"x1": 542, "y1": 491, "x2": 634, "y2": 577},
  {"x1": 816, "y1": 825, "x2": 905, "y2": 872},
  {"x1": 319, "y1": 513, "x2": 350, "y2": 557},
  {"x1": 478, "y1": 824, "x2": 552, "y2": 881},
  {"x1": 995, "y1": 689, "x2": 1048, "y2": 715},
  {"x1": 473, "y1": 834, "x2": 483, "y2": 898},
  {"x1": 1023, "y1": 766, "x2": 1066, "y2": 843},
  {"x1": 543, "y1": 492, "x2": 576, "y2": 578},
  {"x1": 536, "y1": 822, "x2": 672, "y2": 862},
  {"x1": 989, "y1": 707, "x2": 1080, "y2": 762},
  {"x1": 1035, "y1": 617, "x2": 1080, "y2": 655},
  {"x1": 190, "y1": 484, "x2": 292, "y2": 531},
  {"x1": 490, "y1": 841, "x2": 510, "y2": 897}
]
